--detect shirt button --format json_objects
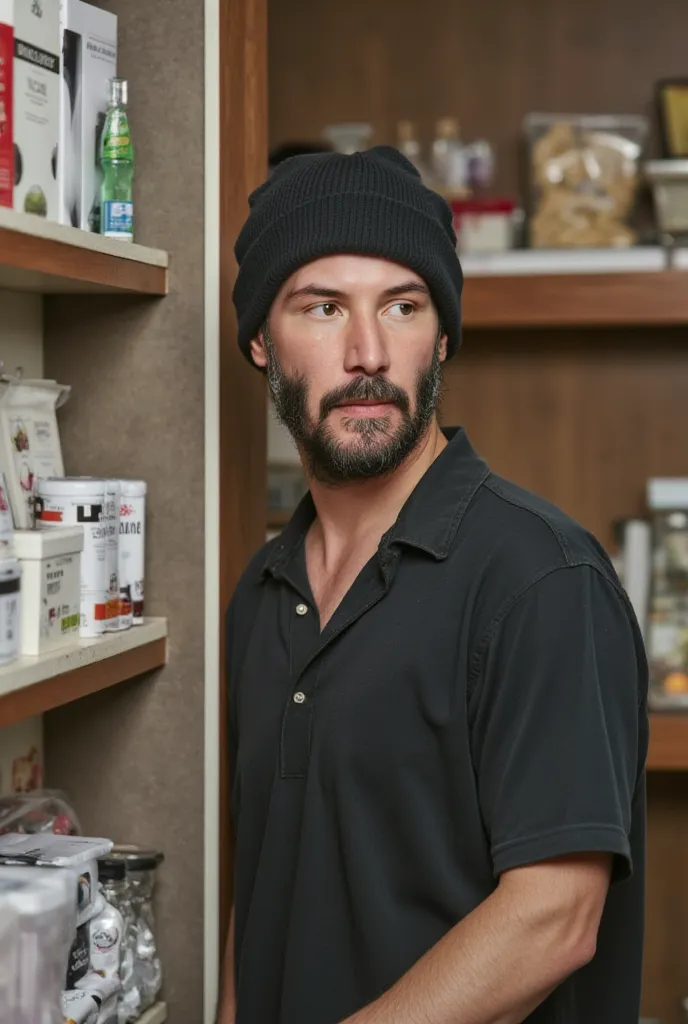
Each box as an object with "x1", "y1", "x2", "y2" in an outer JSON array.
[
  {"x1": 295, "y1": 603, "x2": 308, "y2": 616},
  {"x1": 293, "y1": 691, "x2": 306, "y2": 704}
]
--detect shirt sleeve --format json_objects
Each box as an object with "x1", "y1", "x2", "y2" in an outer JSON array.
[{"x1": 469, "y1": 562, "x2": 648, "y2": 882}]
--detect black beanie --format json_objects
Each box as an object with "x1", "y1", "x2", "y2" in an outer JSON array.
[{"x1": 232, "y1": 146, "x2": 463, "y2": 367}]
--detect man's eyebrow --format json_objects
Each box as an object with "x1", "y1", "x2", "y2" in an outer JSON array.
[
  {"x1": 282, "y1": 282, "x2": 430, "y2": 303},
  {"x1": 282, "y1": 285, "x2": 346, "y2": 302}
]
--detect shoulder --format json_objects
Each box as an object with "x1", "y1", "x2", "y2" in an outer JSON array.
[{"x1": 458, "y1": 470, "x2": 627, "y2": 626}]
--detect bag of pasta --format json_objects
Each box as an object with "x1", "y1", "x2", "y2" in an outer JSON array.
[{"x1": 524, "y1": 114, "x2": 648, "y2": 248}]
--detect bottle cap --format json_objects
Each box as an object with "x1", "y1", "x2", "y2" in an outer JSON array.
[{"x1": 110, "y1": 78, "x2": 128, "y2": 107}]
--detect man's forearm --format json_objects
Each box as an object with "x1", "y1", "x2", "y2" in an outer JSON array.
[
  {"x1": 216, "y1": 905, "x2": 236, "y2": 1024},
  {"x1": 341, "y1": 856, "x2": 610, "y2": 1024}
]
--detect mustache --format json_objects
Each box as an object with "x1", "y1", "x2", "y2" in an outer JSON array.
[{"x1": 319, "y1": 376, "x2": 410, "y2": 421}]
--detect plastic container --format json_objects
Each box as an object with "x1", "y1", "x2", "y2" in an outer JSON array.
[
  {"x1": 523, "y1": 112, "x2": 648, "y2": 248},
  {"x1": 0, "y1": 471, "x2": 15, "y2": 564},
  {"x1": 110, "y1": 847, "x2": 164, "y2": 1011},
  {"x1": 36, "y1": 478, "x2": 119, "y2": 637},
  {"x1": 451, "y1": 197, "x2": 516, "y2": 254},
  {"x1": 644, "y1": 160, "x2": 688, "y2": 238},
  {"x1": 0, "y1": 902, "x2": 19, "y2": 1018},
  {"x1": 117, "y1": 480, "x2": 146, "y2": 627},
  {"x1": 0, "y1": 865, "x2": 76, "y2": 1024},
  {"x1": 321, "y1": 122, "x2": 372, "y2": 155},
  {"x1": 14, "y1": 525, "x2": 83, "y2": 655},
  {"x1": 0, "y1": 559, "x2": 20, "y2": 666}
]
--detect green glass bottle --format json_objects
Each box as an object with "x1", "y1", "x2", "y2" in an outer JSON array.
[{"x1": 100, "y1": 78, "x2": 134, "y2": 242}]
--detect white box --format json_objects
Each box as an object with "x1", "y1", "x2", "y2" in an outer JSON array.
[
  {"x1": 59, "y1": 0, "x2": 116, "y2": 230},
  {"x1": 0, "y1": 0, "x2": 14, "y2": 209},
  {"x1": 14, "y1": 524, "x2": 82, "y2": 655},
  {"x1": 13, "y1": 0, "x2": 60, "y2": 221}
]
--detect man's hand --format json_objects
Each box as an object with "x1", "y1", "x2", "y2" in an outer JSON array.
[{"x1": 341, "y1": 852, "x2": 612, "y2": 1024}]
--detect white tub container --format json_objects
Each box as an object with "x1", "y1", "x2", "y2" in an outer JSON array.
[
  {"x1": 14, "y1": 525, "x2": 83, "y2": 656},
  {"x1": 118, "y1": 480, "x2": 146, "y2": 627},
  {"x1": 36, "y1": 478, "x2": 118, "y2": 638},
  {"x1": 0, "y1": 559, "x2": 20, "y2": 666}
]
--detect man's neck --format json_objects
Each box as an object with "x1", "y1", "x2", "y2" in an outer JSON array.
[{"x1": 304, "y1": 420, "x2": 448, "y2": 571}]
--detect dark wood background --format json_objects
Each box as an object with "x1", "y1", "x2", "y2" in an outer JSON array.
[
  {"x1": 269, "y1": 0, "x2": 688, "y2": 196},
  {"x1": 269, "y1": 2, "x2": 688, "y2": 1020}
]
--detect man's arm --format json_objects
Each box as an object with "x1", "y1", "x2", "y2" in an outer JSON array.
[
  {"x1": 216, "y1": 905, "x2": 236, "y2": 1024},
  {"x1": 343, "y1": 852, "x2": 611, "y2": 1024}
]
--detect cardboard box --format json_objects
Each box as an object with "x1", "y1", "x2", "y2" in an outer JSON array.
[
  {"x1": 13, "y1": 0, "x2": 60, "y2": 220},
  {"x1": 0, "y1": 0, "x2": 12, "y2": 208},
  {"x1": 59, "y1": 0, "x2": 116, "y2": 230}
]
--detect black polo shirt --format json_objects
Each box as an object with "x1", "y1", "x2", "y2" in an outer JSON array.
[{"x1": 227, "y1": 427, "x2": 648, "y2": 1024}]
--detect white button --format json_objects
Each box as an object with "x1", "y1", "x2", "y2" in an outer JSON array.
[
  {"x1": 293, "y1": 691, "x2": 306, "y2": 704},
  {"x1": 295, "y1": 603, "x2": 308, "y2": 616}
]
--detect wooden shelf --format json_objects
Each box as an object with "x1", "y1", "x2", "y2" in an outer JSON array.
[
  {"x1": 0, "y1": 208, "x2": 168, "y2": 295},
  {"x1": 136, "y1": 1004, "x2": 168, "y2": 1024},
  {"x1": 461, "y1": 248, "x2": 688, "y2": 329},
  {"x1": 647, "y1": 712, "x2": 688, "y2": 771},
  {"x1": 0, "y1": 618, "x2": 168, "y2": 727}
]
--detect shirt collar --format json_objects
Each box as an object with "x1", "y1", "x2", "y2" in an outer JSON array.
[{"x1": 262, "y1": 426, "x2": 491, "y2": 579}]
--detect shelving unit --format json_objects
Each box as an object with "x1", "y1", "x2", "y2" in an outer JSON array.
[
  {"x1": 0, "y1": 619, "x2": 168, "y2": 728},
  {"x1": 461, "y1": 248, "x2": 688, "y2": 329},
  {"x1": 0, "y1": 208, "x2": 168, "y2": 295}
]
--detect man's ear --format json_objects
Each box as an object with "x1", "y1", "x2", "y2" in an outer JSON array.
[
  {"x1": 438, "y1": 332, "x2": 448, "y2": 363},
  {"x1": 250, "y1": 333, "x2": 268, "y2": 369}
]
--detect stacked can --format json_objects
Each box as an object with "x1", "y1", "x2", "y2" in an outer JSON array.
[
  {"x1": 36, "y1": 479, "x2": 120, "y2": 638},
  {"x1": 118, "y1": 481, "x2": 146, "y2": 626}
]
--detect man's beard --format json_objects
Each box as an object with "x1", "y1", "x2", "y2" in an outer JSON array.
[{"x1": 264, "y1": 325, "x2": 444, "y2": 485}]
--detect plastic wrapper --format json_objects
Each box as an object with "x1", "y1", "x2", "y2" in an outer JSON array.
[
  {"x1": 110, "y1": 848, "x2": 164, "y2": 1017},
  {"x1": 0, "y1": 789, "x2": 81, "y2": 837},
  {"x1": 524, "y1": 113, "x2": 648, "y2": 248}
]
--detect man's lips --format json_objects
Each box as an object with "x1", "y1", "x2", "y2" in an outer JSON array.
[{"x1": 333, "y1": 400, "x2": 396, "y2": 416}]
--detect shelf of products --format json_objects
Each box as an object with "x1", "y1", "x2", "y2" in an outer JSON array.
[
  {"x1": 0, "y1": 208, "x2": 168, "y2": 296},
  {"x1": 136, "y1": 1003, "x2": 168, "y2": 1024},
  {"x1": 647, "y1": 713, "x2": 688, "y2": 771},
  {"x1": 0, "y1": 618, "x2": 167, "y2": 728},
  {"x1": 461, "y1": 249, "x2": 688, "y2": 329}
]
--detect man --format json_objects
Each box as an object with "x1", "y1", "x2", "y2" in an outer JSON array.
[{"x1": 220, "y1": 147, "x2": 648, "y2": 1024}]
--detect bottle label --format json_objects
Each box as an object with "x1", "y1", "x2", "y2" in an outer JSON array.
[{"x1": 103, "y1": 201, "x2": 133, "y2": 240}]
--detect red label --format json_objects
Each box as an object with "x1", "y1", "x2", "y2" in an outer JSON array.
[
  {"x1": 0, "y1": 23, "x2": 13, "y2": 209},
  {"x1": 39, "y1": 509, "x2": 63, "y2": 523},
  {"x1": 94, "y1": 603, "x2": 108, "y2": 621}
]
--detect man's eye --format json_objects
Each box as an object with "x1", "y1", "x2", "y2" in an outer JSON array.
[
  {"x1": 389, "y1": 302, "x2": 415, "y2": 316},
  {"x1": 310, "y1": 303, "x2": 339, "y2": 318}
]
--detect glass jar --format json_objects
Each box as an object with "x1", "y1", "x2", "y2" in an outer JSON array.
[{"x1": 110, "y1": 848, "x2": 164, "y2": 1013}]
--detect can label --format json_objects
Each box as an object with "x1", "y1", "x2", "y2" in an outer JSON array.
[
  {"x1": 41, "y1": 554, "x2": 80, "y2": 640},
  {"x1": 102, "y1": 200, "x2": 133, "y2": 239},
  {"x1": 119, "y1": 494, "x2": 145, "y2": 624},
  {"x1": 38, "y1": 494, "x2": 108, "y2": 637}
]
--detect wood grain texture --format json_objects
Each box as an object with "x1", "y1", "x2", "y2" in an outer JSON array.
[
  {"x1": 441, "y1": 328, "x2": 688, "y2": 551},
  {"x1": 644, "y1": 773, "x2": 688, "y2": 1023},
  {"x1": 219, "y1": 0, "x2": 268, "y2": 952},
  {"x1": 463, "y1": 271, "x2": 688, "y2": 328},
  {"x1": 0, "y1": 638, "x2": 167, "y2": 729},
  {"x1": 0, "y1": 226, "x2": 168, "y2": 295},
  {"x1": 648, "y1": 714, "x2": 688, "y2": 771},
  {"x1": 268, "y1": 0, "x2": 688, "y2": 195}
]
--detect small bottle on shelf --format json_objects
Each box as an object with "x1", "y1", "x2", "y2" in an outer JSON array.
[
  {"x1": 396, "y1": 120, "x2": 434, "y2": 186},
  {"x1": 431, "y1": 117, "x2": 469, "y2": 197},
  {"x1": 100, "y1": 78, "x2": 134, "y2": 243}
]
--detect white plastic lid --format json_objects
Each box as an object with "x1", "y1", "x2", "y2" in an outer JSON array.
[
  {"x1": 119, "y1": 479, "x2": 147, "y2": 498},
  {"x1": 38, "y1": 477, "x2": 107, "y2": 498},
  {"x1": 647, "y1": 478, "x2": 688, "y2": 510},
  {"x1": 14, "y1": 525, "x2": 85, "y2": 560},
  {"x1": 0, "y1": 867, "x2": 73, "y2": 916}
]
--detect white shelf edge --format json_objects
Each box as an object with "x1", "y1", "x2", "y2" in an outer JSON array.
[
  {"x1": 0, "y1": 207, "x2": 169, "y2": 269},
  {"x1": 461, "y1": 246, "x2": 685, "y2": 278},
  {"x1": 136, "y1": 1003, "x2": 168, "y2": 1024},
  {"x1": 0, "y1": 617, "x2": 168, "y2": 700}
]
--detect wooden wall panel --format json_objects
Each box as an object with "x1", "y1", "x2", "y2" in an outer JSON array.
[
  {"x1": 219, "y1": 0, "x2": 268, "y2": 950},
  {"x1": 268, "y1": 0, "x2": 688, "y2": 194},
  {"x1": 442, "y1": 328, "x2": 688, "y2": 550}
]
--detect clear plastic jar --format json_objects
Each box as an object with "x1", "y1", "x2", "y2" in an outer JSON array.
[
  {"x1": 98, "y1": 857, "x2": 139, "y2": 1024},
  {"x1": 110, "y1": 848, "x2": 164, "y2": 1013}
]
